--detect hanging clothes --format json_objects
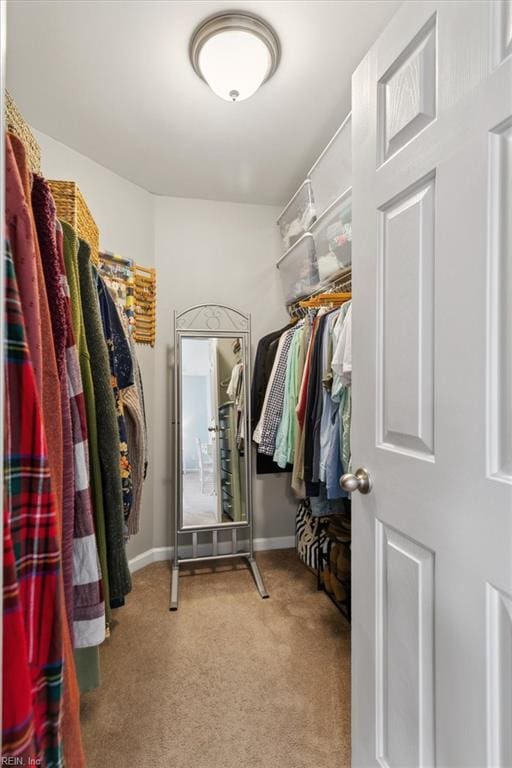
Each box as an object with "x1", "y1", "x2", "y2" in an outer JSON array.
[
  {"x1": 31, "y1": 175, "x2": 74, "y2": 632},
  {"x1": 31, "y1": 177, "x2": 89, "y2": 768},
  {"x1": 76, "y1": 240, "x2": 131, "y2": 607},
  {"x1": 290, "y1": 313, "x2": 315, "y2": 497},
  {"x1": 61, "y1": 222, "x2": 110, "y2": 624},
  {"x1": 303, "y1": 312, "x2": 330, "y2": 492},
  {"x1": 61, "y1": 223, "x2": 106, "y2": 694},
  {"x1": 60, "y1": 222, "x2": 110, "y2": 630},
  {"x1": 250, "y1": 323, "x2": 294, "y2": 474},
  {"x1": 318, "y1": 309, "x2": 345, "y2": 500},
  {"x1": 252, "y1": 299, "x2": 353, "y2": 505},
  {"x1": 227, "y1": 359, "x2": 245, "y2": 450},
  {"x1": 255, "y1": 327, "x2": 295, "y2": 456},
  {"x1": 273, "y1": 322, "x2": 303, "y2": 469},
  {"x1": 3, "y1": 242, "x2": 64, "y2": 766},
  {"x1": 9, "y1": 135, "x2": 64, "y2": 528},
  {"x1": 96, "y1": 269, "x2": 133, "y2": 524},
  {"x1": 332, "y1": 302, "x2": 352, "y2": 473},
  {"x1": 117, "y1": 301, "x2": 147, "y2": 534},
  {"x1": 2, "y1": 398, "x2": 36, "y2": 763},
  {"x1": 5, "y1": 135, "x2": 43, "y2": 390}
]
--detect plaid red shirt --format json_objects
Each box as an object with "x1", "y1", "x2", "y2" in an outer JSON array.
[{"x1": 3, "y1": 242, "x2": 64, "y2": 766}]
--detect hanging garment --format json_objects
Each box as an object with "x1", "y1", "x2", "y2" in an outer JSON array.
[
  {"x1": 295, "y1": 314, "x2": 321, "y2": 430},
  {"x1": 332, "y1": 302, "x2": 352, "y2": 387},
  {"x1": 118, "y1": 301, "x2": 148, "y2": 532},
  {"x1": 273, "y1": 322, "x2": 303, "y2": 469},
  {"x1": 52, "y1": 219, "x2": 105, "y2": 649},
  {"x1": 129, "y1": 335, "x2": 148, "y2": 481},
  {"x1": 76, "y1": 240, "x2": 131, "y2": 605},
  {"x1": 318, "y1": 310, "x2": 346, "y2": 500},
  {"x1": 253, "y1": 331, "x2": 290, "y2": 444},
  {"x1": 290, "y1": 315, "x2": 314, "y2": 498},
  {"x1": 332, "y1": 302, "x2": 352, "y2": 472},
  {"x1": 60, "y1": 222, "x2": 110, "y2": 626},
  {"x1": 339, "y1": 386, "x2": 352, "y2": 474},
  {"x1": 4, "y1": 243, "x2": 63, "y2": 766},
  {"x1": 5, "y1": 134, "x2": 43, "y2": 390},
  {"x1": 31, "y1": 175, "x2": 74, "y2": 632},
  {"x1": 251, "y1": 323, "x2": 292, "y2": 429},
  {"x1": 123, "y1": 387, "x2": 145, "y2": 536},
  {"x1": 251, "y1": 324, "x2": 293, "y2": 474},
  {"x1": 256, "y1": 327, "x2": 295, "y2": 456},
  {"x1": 227, "y1": 361, "x2": 245, "y2": 449},
  {"x1": 96, "y1": 270, "x2": 133, "y2": 524},
  {"x1": 31, "y1": 179, "x2": 89, "y2": 767},
  {"x1": 9, "y1": 136, "x2": 64, "y2": 529},
  {"x1": 303, "y1": 312, "x2": 330, "y2": 491},
  {"x1": 2, "y1": 462, "x2": 36, "y2": 762},
  {"x1": 61, "y1": 223, "x2": 106, "y2": 693}
]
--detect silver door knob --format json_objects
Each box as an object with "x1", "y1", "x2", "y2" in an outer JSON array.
[{"x1": 340, "y1": 467, "x2": 372, "y2": 494}]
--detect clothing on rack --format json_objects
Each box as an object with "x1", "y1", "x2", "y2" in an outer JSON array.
[
  {"x1": 255, "y1": 327, "x2": 295, "y2": 456},
  {"x1": 3, "y1": 121, "x2": 149, "y2": 764},
  {"x1": 99, "y1": 252, "x2": 149, "y2": 484},
  {"x1": 5, "y1": 134, "x2": 43, "y2": 390},
  {"x1": 3, "y1": 242, "x2": 64, "y2": 766},
  {"x1": 250, "y1": 323, "x2": 294, "y2": 474},
  {"x1": 100, "y1": 268, "x2": 149, "y2": 529},
  {"x1": 56, "y1": 224, "x2": 105, "y2": 650},
  {"x1": 77, "y1": 241, "x2": 132, "y2": 606},
  {"x1": 96, "y1": 270, "x2": 133, "y2": 524},
  {"x1": 227, "y1": 361, "x2": 245, "y2": 449},
  {"x1": 252, "y1": 300, "x2": 352, "y2": 503},
  {"x1": 61, "y1": 222, "x2": 111, "y2": 625},
  {"x1": 120, "y1": 303, "x2": 148, "y2": 530}
]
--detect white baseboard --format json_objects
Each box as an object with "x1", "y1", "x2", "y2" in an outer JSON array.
[{"x1": 128, "y1": 535, "x2": 295, "y2": 574}]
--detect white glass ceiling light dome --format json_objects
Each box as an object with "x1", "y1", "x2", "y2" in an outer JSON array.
[{"x1": 190, "y1": 12, "x2": 280, "y2": 102}]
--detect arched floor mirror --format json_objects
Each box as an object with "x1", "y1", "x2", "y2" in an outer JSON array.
[{"x1": 170, "y1": 304, "x2": 269, "y2": 609}]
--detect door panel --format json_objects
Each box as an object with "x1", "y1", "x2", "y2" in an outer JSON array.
[
  {"x1": 488, "y1": 117, "x2": 512, "y2": 481},
  {"x1": 487, "y1": 583, "x2": 512, "y2": 767},
  {"x1": 376, "y1": 522, "x2": 435, "y2": 768},
  {"x1": 352, "y1": 2, "x2": 512, "y2": 765},
  {"x1": 492, "y1": 0, "x2": 512, "y2": 68},
  {"x1": 378, "y1": 14, "x2": 437, "y2": 165},
  {"x1": 378, "y1": 174, "x2": 435, "y2": 459}
]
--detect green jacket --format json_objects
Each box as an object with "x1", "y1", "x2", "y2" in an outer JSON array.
[{"x1": 76, "y1": 238, "x2": 131, "y2": 603}]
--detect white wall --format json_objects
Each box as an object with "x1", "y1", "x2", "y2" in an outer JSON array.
[
  {"x1": 153, "y1": 195, "x2": 298, "y2": 549},
  {"x1": 34, "y1": 130, "x2": 298, "y2": 561},
  {"x1": 35, "y1": 130, "x2": 156, "y2": 561}
]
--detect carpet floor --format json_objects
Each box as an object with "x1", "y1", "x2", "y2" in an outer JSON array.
[{"x1": 80, "y1": 549, "x2": 351, "y2": 768}]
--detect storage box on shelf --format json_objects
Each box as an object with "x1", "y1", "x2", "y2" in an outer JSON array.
[
  {"x1": 276, "y1": 233, "x2": 319, "y2": 305},
  {"x1": 308, "y1": 112, "x2": 352, "y2": 218},
  {"x1": 277, "y1": 180, "x2": 317, "y2": 252},
  {"x1": 311, "y1": 189, "x2": 352, "y2": 284},
  {"x1": 48, "y1": 180, "x2": 100, "y2": 264}
]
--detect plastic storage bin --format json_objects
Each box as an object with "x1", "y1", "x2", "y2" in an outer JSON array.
[
  {"x1": 276, "y1": 233, "x2": 319, "y2": 305},
  {"x1": 277, "y1": 180, "x2": 317, "y2": 252},
  {"x1": 309, "y1": 113, "x2": 352, "y2": 219},
  {"x1": 312, "y1": 191, "x2": 352, "y2": 284}
]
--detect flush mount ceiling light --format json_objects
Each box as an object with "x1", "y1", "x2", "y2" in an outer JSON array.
[{"x1": 190, "y1": 11, "x2": 280, "y2": 102}]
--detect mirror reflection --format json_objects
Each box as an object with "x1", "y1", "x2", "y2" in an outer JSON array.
[{"x1": 181, "y1": 336, "x2": 247, "y2": 528}]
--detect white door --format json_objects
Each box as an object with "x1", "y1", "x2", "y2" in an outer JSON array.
[{"x1": 351, "y1": 1, "x2": 512, "y2": 766}]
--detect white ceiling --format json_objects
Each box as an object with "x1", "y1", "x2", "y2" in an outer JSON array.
[{"x1": 6, "y1": 0, "x2": 400, "y2": 205}]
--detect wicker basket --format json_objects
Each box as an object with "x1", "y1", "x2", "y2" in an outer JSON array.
[
  {"x1": 133, "y1": 265, "x2": 156, "y2": 346},
  {"x1": 48, "y1": 180, "x2": 100, "y2": 264},
  {"x1": 5, "y1": 90, "x2": 42, "y2": 174}
]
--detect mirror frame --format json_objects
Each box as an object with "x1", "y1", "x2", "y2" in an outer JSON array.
[{"x1": 174, "y1": 304, "x2": 253, "y2": 533}]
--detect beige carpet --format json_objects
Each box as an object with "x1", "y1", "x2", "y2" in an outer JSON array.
[{"x1": 80, "y1": 550, "x2": 351, "y2": 768}]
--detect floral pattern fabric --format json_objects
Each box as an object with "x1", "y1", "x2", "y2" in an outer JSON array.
[{"x1": 95, "y1": 270, "x2": 133, "y2": 523}]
